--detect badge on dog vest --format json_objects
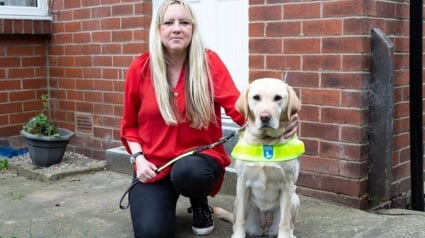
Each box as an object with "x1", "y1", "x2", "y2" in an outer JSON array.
[{"x1": 231, "y1": 136, "x2": 305, "y2": 162}]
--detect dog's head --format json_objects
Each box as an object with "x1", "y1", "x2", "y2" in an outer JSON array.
[{"x1": 236, "y1": 78, "x2": 301, "y2": 140}]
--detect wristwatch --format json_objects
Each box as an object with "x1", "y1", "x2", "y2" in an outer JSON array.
[{"x1": 130, "y1": 151, "x2": 144, "y2": 164}]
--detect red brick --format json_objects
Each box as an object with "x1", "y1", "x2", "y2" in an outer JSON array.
[
  {"x1": 91, "y1": 6, "x2": 112, "y2": 18},
  {"x1": 283, "y1": 3, "x2": 320, "y2": 19},
  {"x1": 76, "y1": 102, "x2": 94, "y2": 113},
  {"x1": 266, "y1": 55, "x2": 301, "y2": 70},
  {"x1": 322, "y1": 107, "x2": 365, "y2": 125},
  {"x1": 249, "y1": 22, "x2": 265, "y2": 37},
  {"x1": 73, "y1": 8, "x2": 91, "y2": 20},
  {"x1": 103, "y1": 92, "x2": 123, "y2": 104},
  {"x1": 340, "y1": 125, "x2": 367, "y2": 143},
  {"x1": 0, "y1": 57, "x2": 20, "y2": 67},
  {"x1": 22, "y1": 57, "x2": 46, "y2": 67},
  {"x1": 320, "y1": 141, "x2": 365, "y2": 161},
  {"x1": 250, "y1": 5, "x2": 282, "y2": 21},
  {"x1": 343, "y1": 18, "x2": 368, "y2": 35},
  {"x1": 64, "y1": 21, "x2": 81, "y2": 32},
  {"x1": 304, "y1": 19, "x2": 342, "y2": 36},
  {"x1": 73, "y1": 32, "x2": 91, "y2": 43},
  {"x1": 94, "y1": 80, "x2": 113, "y2": 91},
  {"x1": 300, "y1": 122, "x2": 339, "y2": 141},
  {"x1": 323, "y1": 37, "x2": 368, "y2": 53},
  {"x1": 101, "y1": 18, "x2": 121, "y2": 30},
  {"x1": 299, "y1": 105, "x2": 319, "y2": 122},
  {"x1": 323, "y1": 0, "x2": 364, "y2": 17},
  {"x1": 112, "y1": 4, "x2": 134, "y2": 16},
  {"x1": 339, "y1": 160, "x2": 368, "y2": 179},
  {"x1": 0, "y1": 102, "x2": 22, "y2": 114},
  {"x1": 341, "y1": 90, "x2": 366, "y2": 108},
  {"x1": 322, "y1": 73, "x2": 366, "y2": 89},
  {"x1": 251, "y1": 38, "x2": 283, "y2": 54},
  {"x1": 266, "y1": 21, "x2": 301, "y2": 37},
  {"x1": 121, "y1": 16, "x2": 146, "y2": 29},
  {"x1": 75, "y1": 79, "x2": 94, "y2": 90},
  {"x1": 301, "y1": 89, "x2": 340, "y2": 106},
  {"x1": 9, "y1": 91, "x2": 36, "y2": 102},
  {"x1": 300, "y1": 155, "x2": 339, "y2": 176},
  {"x1": 283, "y1": 38, "x2": 320, "y2": 54},
  {"x1": 111, "y1": 31, "x2": 133, "y2": 42},
  {"x1": 303, "y1": 55, "x2": 341, "y2": 71},
  {"x1": 375, "y1": 1, "x2": 396, "y2": 18}
]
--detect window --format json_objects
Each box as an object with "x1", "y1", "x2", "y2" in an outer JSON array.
[{"x1": 0, "y1": 0, "x2": 50, "y2": 20}]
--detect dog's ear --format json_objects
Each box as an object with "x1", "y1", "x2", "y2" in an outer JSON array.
[
  {"x1": 286, "y1": 85, "x2": 301, "y2": 120},
  {"x1": 235, "y1": 88, "x2": 249, "y2": 119}
]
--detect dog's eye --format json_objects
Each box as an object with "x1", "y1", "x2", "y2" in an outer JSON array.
[
  {"x1": 252, "y1": 95, "x2": 261, "y2": 101},
  {"x1": 274, "y1": 95, "x2": 282, "y2": 101}
]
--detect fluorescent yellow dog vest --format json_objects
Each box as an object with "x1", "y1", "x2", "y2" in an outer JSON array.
[{"x1": 231, "y1": 136, "x2": 305, "y2": 162}]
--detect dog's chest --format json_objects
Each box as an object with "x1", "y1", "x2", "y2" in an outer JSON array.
[{"x1": 239, "y1": 163, "x2": 285, "y2": 208}]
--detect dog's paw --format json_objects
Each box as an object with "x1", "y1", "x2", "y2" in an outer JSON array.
[
  {"x1": 231, "y1": 232, "x2": 245, "y2": 238},
  {"x1": 277, "y1": 233, "x2": 296, "y2": 238}
]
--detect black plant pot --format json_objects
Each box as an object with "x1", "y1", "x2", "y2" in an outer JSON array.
[{"x1": 20, "y1": 128, "x2": 75, "y2": 167}]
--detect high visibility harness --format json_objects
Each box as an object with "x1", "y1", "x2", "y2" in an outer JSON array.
[{"x1": 231, "y1": 136, "x2": 305, "y2": 162}]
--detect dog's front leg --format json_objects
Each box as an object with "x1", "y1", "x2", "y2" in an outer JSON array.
[
  {"x1": 277, "y1": 186, "x2": 297, "y2": 238},
  {"x1": 232, "y1": 174, "x2": 249, "y2": 238}
]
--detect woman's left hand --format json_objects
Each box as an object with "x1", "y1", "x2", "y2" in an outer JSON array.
[{"x1": 284, "y1": 113, "x2": 300, "y2": 139}]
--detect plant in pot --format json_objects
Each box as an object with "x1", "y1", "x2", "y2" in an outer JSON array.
[{"x1": 20, "y1": 94, "x2": 75, "y2": 167}]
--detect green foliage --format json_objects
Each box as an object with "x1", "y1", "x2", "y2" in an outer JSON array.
[
  {"x1": 0, "y1": 159, "x2": 7, "y2": 170},
  {"x1": 23, "y1": 94, "x2": 59, "y2": 137}
]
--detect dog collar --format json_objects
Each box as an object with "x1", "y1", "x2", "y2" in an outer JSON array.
[{"x1": 231, "y1": 136, "x2": 305, "y2": 162}]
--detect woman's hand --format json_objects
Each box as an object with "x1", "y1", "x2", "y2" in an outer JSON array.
[
  {"x1": 284, "y1": 113, "x2": 300, "y2": 139},
  {"x1": 134, "y1": 156, "x2": 157, "y2": 183}
]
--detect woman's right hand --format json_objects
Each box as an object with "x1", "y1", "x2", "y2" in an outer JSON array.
[{"x1": 134, "y1": 156, "x2": 157, "y2": 183}]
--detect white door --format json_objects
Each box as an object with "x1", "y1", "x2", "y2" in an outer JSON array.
[{"x1": 152, "y1": 0, "x2": 248, "y2": 91}]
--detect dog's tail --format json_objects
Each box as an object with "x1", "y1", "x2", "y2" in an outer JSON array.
[{"x1": 212, "y1": 206, "x2": 234, "y2": 224}]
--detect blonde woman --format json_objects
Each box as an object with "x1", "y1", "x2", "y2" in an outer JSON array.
[{"x1": 120, "y1": 0, "x2": 298, "y2": 237}]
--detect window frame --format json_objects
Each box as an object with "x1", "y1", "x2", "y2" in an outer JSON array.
[{"x1": 0, "y1": 0, "x2": 51, "y2": 20}]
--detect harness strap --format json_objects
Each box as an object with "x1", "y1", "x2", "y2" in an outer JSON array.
[{"x1": 231, "y1": 136, "x2": 304, "y2": 162}]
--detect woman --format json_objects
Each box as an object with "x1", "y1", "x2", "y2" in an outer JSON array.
[{"x1": 120, "y1": 0, "x2": 298, "y2": 237}]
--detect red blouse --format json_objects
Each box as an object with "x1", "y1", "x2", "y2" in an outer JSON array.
[{"x1": 120, "y1": 49, "x2": 245, "y2": 195}]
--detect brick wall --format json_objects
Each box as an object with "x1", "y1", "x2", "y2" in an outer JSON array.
[
  {"x1": 248, "y1": 0, "x2": 413, "y2": 209},
  {"x1": 47, "y1": 0, "x2": 151, "y2": 159},
  {"x1": 0, "y1": 19, "x2": 51, "y2": 138}
]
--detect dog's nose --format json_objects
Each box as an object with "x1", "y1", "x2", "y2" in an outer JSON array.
[{"x1": 260, "y1": 112, "x2": 271, "y2": 123}]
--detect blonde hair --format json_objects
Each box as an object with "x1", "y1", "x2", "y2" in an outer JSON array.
[{"x1": 149, "y1": 0, "x2": 215, "y2": 129}]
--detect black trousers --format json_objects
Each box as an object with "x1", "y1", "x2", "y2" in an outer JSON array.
[{"x1": 129, "y1": 153, "x2": 222, "y2": 238}]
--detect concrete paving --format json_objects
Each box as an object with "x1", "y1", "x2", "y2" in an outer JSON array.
[{"x1": 1, "y1": 167, "x2": 425, "y2": 238}]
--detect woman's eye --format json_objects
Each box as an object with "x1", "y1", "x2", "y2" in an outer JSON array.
[
  {"x1": 163, "y1": 21, "x2": 173, "y2": 25},
  {"x1": 180, "y1": 21, "x2": 191, "y2": 25}
]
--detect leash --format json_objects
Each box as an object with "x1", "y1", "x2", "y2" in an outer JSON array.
[{"x1": 119, "y1": 128, "x2": 241, "y2": 210}]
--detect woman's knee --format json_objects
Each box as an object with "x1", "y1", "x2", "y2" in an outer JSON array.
[{"x1": 170, "y1": 154, "x2": 221, "y2": 196}]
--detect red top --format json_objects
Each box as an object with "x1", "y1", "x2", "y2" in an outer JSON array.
[{"x1": 120, "y1": 49, "x2": 245, "y2": 195}]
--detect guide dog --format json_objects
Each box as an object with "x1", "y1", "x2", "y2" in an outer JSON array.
[{"x1": 215, "y1": 78, "x2": 303, "y2": 238}]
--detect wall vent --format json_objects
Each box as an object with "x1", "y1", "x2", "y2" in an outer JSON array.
[{"x1": 75, "y1": 113, "x2": 93, "y2": 135}]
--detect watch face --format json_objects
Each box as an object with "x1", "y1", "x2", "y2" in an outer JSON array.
[{"x1": 130, "y1": 156, "x2": 136, "y2": 164}]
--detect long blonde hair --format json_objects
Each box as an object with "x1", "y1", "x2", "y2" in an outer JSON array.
[{"x1": 149, "y1": 0, "x2": 215, "y2": 129}]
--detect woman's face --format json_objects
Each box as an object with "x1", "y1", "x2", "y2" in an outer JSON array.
[{"x1": 160, "y1": 3, "x2": 193, "y2": 55}]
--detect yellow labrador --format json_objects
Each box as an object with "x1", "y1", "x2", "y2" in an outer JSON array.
[{"x1": 215, "y1": 78, "x2": 303, "y2": 238}]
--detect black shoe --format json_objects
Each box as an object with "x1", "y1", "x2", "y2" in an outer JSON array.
[{"x1": 187, "y1": 206, "x2": 214, "y2": 235}]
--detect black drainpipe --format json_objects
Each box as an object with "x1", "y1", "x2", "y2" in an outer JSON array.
[{"x1": 409, "y1": 0, "x2": 424, "y2": 212}]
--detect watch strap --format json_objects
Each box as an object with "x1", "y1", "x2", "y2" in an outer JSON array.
[{"x1": 130, "y1": 151, "x2": 143, "y2": 164}]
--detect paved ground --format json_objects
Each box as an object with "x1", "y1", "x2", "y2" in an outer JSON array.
[{"x1": 1, "y1": 167, "x2": 425, "y2": 238}]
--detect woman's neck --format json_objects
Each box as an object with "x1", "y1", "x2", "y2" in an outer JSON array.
[{"x1": 166, "y1": 52, "x2": 187, "y2": 88}]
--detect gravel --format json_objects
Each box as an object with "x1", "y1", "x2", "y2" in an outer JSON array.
[{"x1": 5, "y1": 152, "x2": 106, "y2": 181}]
